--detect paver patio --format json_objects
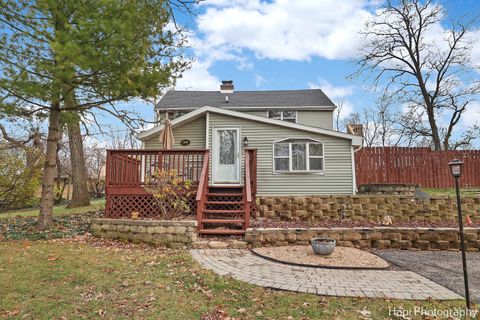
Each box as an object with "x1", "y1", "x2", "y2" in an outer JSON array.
[{"x1": 190, "y1": 249, "x2": 462, "y2": 300}]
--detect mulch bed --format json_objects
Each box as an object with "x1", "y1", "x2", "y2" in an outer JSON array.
[
  {"x1": 252, "y1": 245, "x2": 390, "y2": 269},
  {"x1": 251, "y1": 218, "x2": 480, "y2": 229}
]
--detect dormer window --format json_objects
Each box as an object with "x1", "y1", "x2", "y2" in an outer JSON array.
[{"x1": 267, "y1": 110, "x2": 297, "y2": 123}]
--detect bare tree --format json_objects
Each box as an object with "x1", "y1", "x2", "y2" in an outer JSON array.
[
  {"x1": 109, "y1": 131, "x2": 141, "y2": 150},
  {"x1": 334, "y1": 99, "x2": 345, "y2": 131},
  {"x1": 342, "y1": 98, "x2": 410, "y2": 147},
  {"x1": 353, "y1": 0, "x2": 480, "y2": 150},
  {"x1": 84, "y1": 144, "x2": 106, "y2": 198}
]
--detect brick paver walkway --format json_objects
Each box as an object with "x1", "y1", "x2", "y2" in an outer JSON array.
[{"x1": 190, "y1": 249, "x2": 462, "y2": 300}]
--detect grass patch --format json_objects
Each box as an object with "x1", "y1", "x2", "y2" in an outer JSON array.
[
  {"x1": 423, "y1": 188, "x2": 480, "y2": 197},
  {"x1": 0, "y1": 240, "x2": 472, "y2": 319},
  {"x1": 0, "y1": 199, "x2": 105, "y2": 219}
]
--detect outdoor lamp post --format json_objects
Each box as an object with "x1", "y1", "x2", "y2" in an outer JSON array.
[{"x1": 448, "y1": 159, "x2": 470, "y2": 309}]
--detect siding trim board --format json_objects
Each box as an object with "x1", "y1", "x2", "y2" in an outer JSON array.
[
  {"x1": 205, "y1": 112, "x2": 209, "y2": 148},
  {"x1": 351, "y1": 145, "x2": 357, "y2": 195}
]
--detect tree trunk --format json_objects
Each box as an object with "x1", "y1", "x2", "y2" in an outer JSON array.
[
  {"x1": 426, "y1": 107, "x2": 442, "y2": 151},
  {"x1": 55, "y1": 138, "x2": 65, "y2": 204},
  {"x1": 37, "y1": 104, "x2": 62, "y2": 229},
  {"x1": 65, "y1": 88, "x2": 90, "y2": 208}
]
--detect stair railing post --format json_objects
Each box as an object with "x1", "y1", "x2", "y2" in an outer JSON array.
[
  {"x1": 244, "y1": 149, "x2": 252, "y2": 230},
  {"x1": 196, "y1": 150, "x2": 209, "y2": 232}
]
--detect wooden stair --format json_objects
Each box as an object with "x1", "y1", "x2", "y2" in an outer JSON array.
[{"x1": 198, "y1": 186, "x2": 247, "y2": 235}]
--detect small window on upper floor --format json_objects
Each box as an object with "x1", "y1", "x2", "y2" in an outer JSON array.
[
  {"x1": 267, "y1": 110, "x2": 297, "y2": 123},
  {"x1": 273, "y1": 138, "x2": 324, "y2": 172},
  {"x1": 155, "y1": 110, "x2": 189, "y2": 125}
]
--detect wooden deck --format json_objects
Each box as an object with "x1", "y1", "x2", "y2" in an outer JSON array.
[{"x1": 105, "y1": 149, "x2": 257, "y2": 235}]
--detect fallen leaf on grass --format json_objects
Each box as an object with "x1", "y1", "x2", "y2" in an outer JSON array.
[
  {"x1": 357, "y1": 307, "x2": 372, "y2": 320},
  {"x1": 146, "y1": 294, "x2": 156, "y2": 302},
  {"x1": 201, "y1": 306, "x2": 237, "y2": 320},
  {"x1": 318, "y1": 296, "x2": 328, "y2": 307},
  {"x1": 103, "y1": 267, "x2": 114, "y2": 274},
  {"x1": 2, "y1": 308, "x2": 20, "y2": 317},
  {"x1": 97, "y1": 309, "x2": 106, "y2": 318},
  {"x1": 47, "y1": 255, "x2": 59, "y2": 261},
  {"x1": 236, "y1": 308, "x2": 246, "y2": 314}
]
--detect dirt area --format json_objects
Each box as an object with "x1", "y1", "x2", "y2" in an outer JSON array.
[
  {"x1": 251, "y1": 218, "x2": 479, "y2": 229},
  {"x1": 252, "y1": 245, "x2": 390, "y2": 269}
]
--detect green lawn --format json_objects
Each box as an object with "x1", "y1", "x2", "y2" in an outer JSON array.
[
  {"x1": 423, "y1": 188, "x2": 480, "y2": 197},
  {"x1": 0, "y1": 240, "x2": 471, "y2": 319},
  {"x1": 0, "y1": 199, "x2": 105, "y2": 219}
]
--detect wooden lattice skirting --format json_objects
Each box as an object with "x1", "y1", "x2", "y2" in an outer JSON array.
[{"x1": 105, "y1": 192, "x2": 197, "y2": 219}]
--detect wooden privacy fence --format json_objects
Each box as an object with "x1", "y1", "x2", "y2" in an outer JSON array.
[{"x1": 355, "y1": 147, "x2": 480, "y2": 188}]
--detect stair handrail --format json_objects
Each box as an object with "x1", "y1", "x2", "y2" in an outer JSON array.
[
  {"x1": 243, "y1": 149, "x2": 253, "y2": 229},
  {"x1": 196, "y1": 150, "x2": 209, "y2": 231},
  {"x1": 244, "y1": 150, "x2": 252, "y2": 203}
]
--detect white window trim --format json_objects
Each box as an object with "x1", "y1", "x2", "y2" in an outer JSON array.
[
  {"x1": 272, "y1": 137, "x2": 325, "y2": 174},
  {"x1": 267, "y1": 110, "x2": 297, "y2": 123}
]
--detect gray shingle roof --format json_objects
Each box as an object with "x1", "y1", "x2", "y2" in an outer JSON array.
[{"x1": 155, "y1": 89, "x2": 336, "y2": 110}]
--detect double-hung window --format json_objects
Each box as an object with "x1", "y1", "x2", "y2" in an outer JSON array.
[
  {"x1": 273, "y1": 138, "x2": 324, "y2": 172},
  {"x1": 267, "y1": 110, "x2": 297, "y2": 123}
]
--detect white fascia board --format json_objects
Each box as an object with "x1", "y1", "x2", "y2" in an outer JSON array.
[
  {"x1": 137, "y1": 106, "x2": 209, "y2": 140},
  {"x1": 138, "y1": 106, "x2": 361, "y2": 145}
]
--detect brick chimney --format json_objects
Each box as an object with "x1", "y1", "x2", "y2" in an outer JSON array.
[{"x1": 220, "y1": 80, "x2": 234, "y2": 93}]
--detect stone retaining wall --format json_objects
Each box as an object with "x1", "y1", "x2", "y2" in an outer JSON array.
[
  {"x1": 358, "y1": 184, "x2": 417, "y2": 196},
  {"x1": 245, "y1": 227, "x2": 480, "y2": 251},
  {"x1": 256, "y1": 195, "x2": 480, "y2": 222},
  {"x1": 90, "y1": 219, "x2": 197, "y2": 248}
]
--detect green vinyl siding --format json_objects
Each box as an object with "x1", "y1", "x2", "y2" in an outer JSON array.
[
  {"x1": 143, "y1": 116, "x2": 206, "y2": 149},
  {"x1": 207, "y1": 113, "x2": 353, "y2": 195},
  {"x1": 297, "y1": 110, "x2": 333, "y2": 129},
  {"x1": 245, "y1": 110, "x2": 333, "y2": 129},
  {"x1": 244, "y1": 110, "x2": 266, "y2": 117}
]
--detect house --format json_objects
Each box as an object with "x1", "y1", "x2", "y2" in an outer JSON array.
[{"x1": 105, "y1": 81, "x2": 362, "y2": 234}]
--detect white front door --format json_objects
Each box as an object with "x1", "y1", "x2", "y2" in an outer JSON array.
[{"x1": 212, "y1": 127, "x2": 241, "y2": 184}]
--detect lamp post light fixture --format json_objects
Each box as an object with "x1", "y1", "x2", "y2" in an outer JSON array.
[{"x1": 448, "y1": 159, "x2": 470, "y2": 309}]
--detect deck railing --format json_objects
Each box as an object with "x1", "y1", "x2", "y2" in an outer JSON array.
[
  {"x1": 106, "y1": 149, "x2": 208, "y2": 189},
  {"x1": 105, "y1": 149, "x2": 208, "y2": 219},
  {"x1": 196, "y1": 150, "x2": 210, "y2": 230}
]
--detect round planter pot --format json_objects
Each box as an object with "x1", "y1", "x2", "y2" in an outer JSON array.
[{"x1": 311, "y1": 238, "x2": 336, "y2": 255}]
